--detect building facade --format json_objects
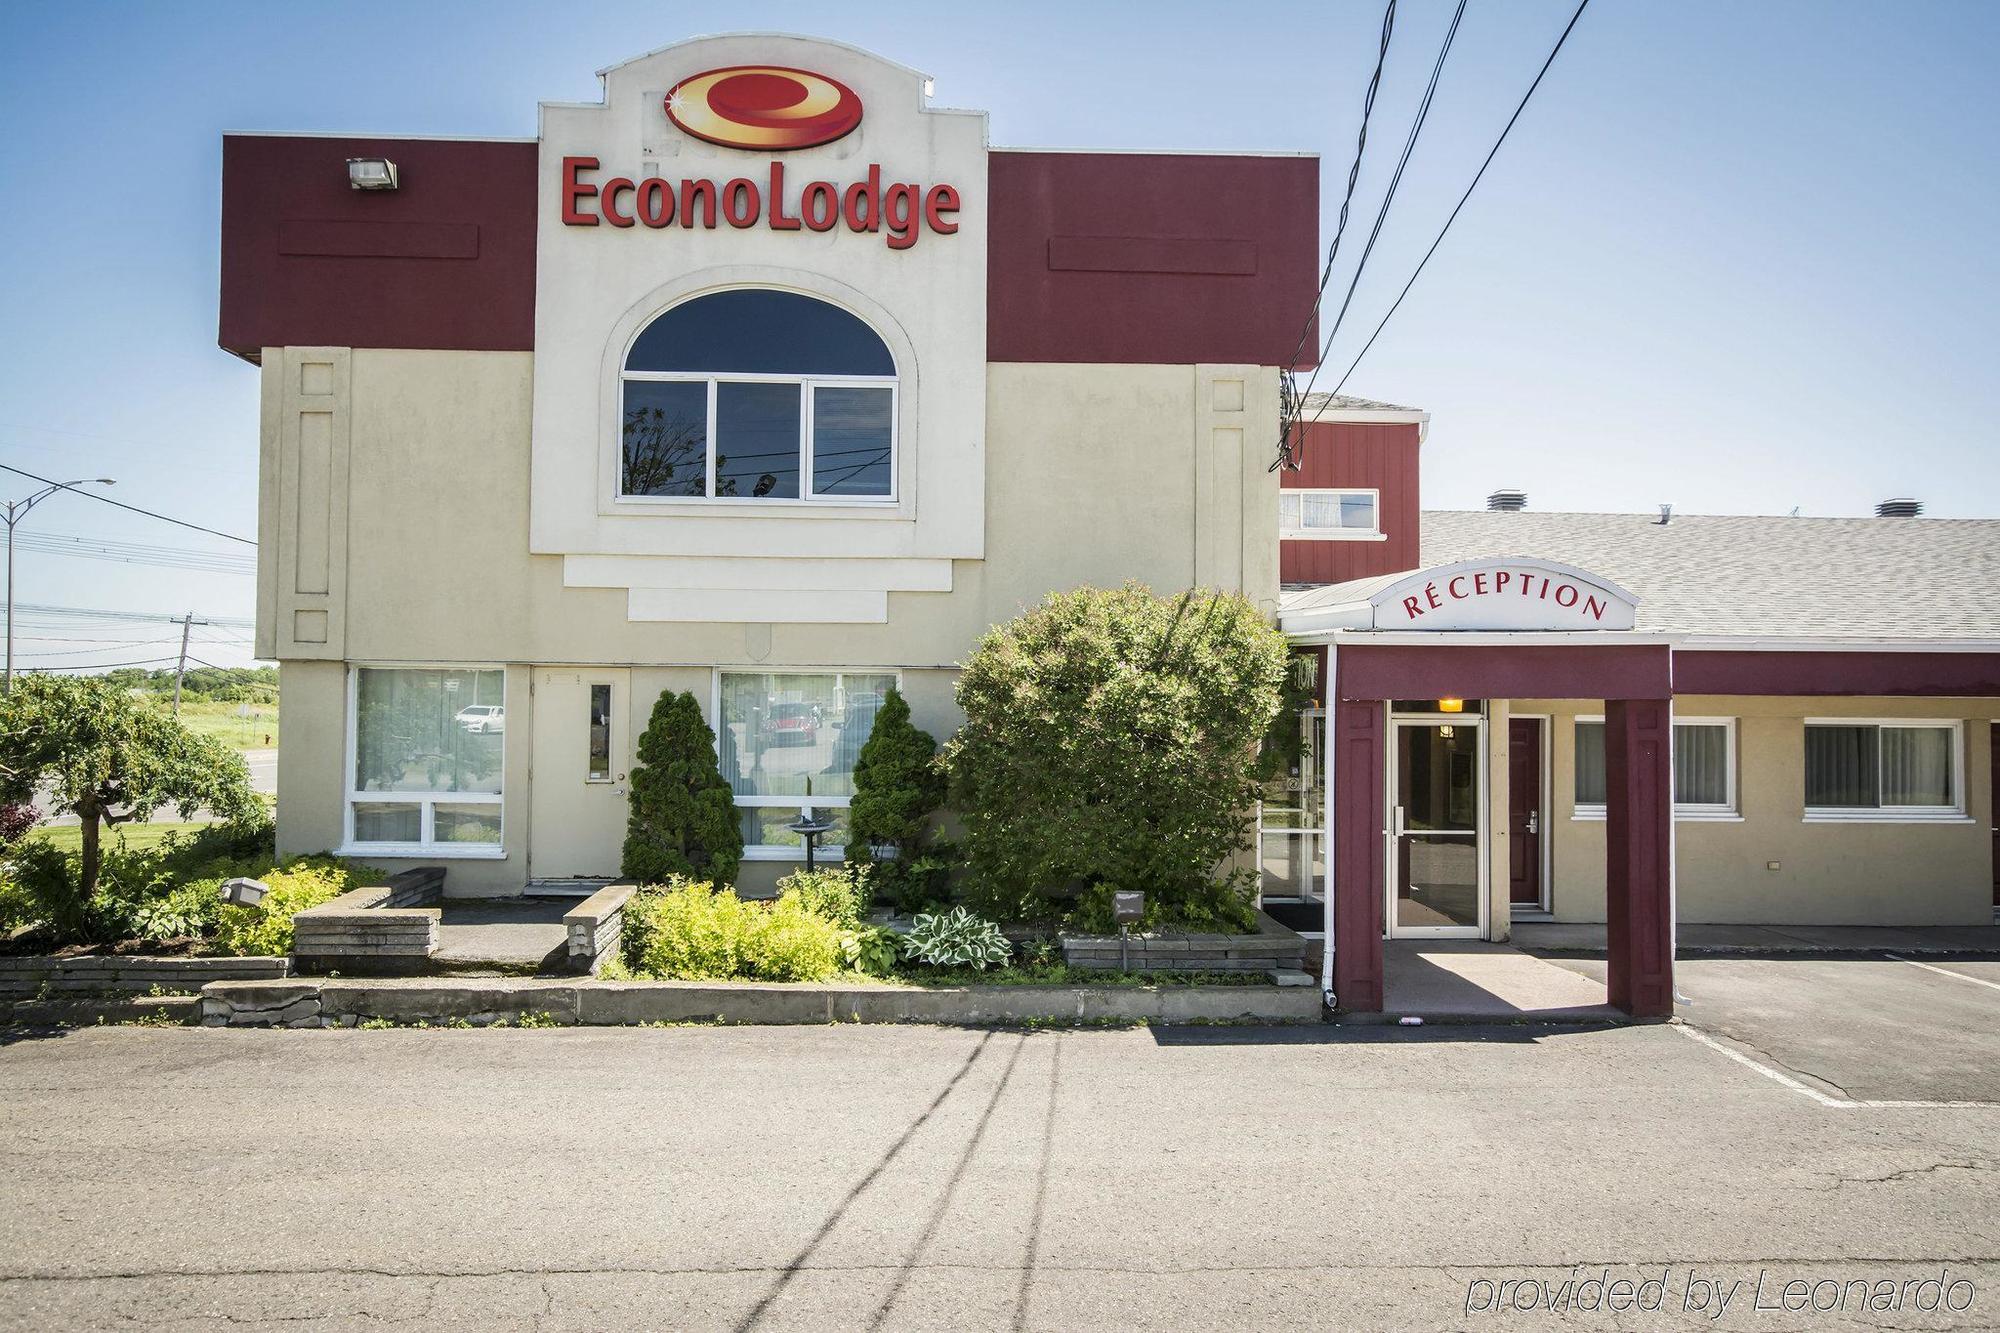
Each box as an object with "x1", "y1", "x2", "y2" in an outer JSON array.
[{"x1": 220, "y1": 34, "x2": 1315, "y2": 897}]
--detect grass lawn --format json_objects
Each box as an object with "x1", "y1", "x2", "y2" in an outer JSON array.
[
  {"x1": 173, "y1": 699, "x2": 279, "y2": 753},
  {"x1": 26, "y1": 822, "x2": 214, "y2": 855}
]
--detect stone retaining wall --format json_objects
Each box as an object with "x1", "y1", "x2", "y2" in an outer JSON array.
[
  {"x1": 200, "y1": 976, "x2": 1324, "y2": 1028},
  {"x1": 0, "y1": 955, "x2": 288, "y2": 994},
  {"x1": 564, "y1": 884, "x2": 636, "y2": 975},
  {"x1": 1060, "y1": 911, "x2": 1308, "y2": 973},
  {"x1": 291, "y1": 866, "x2": 445, "y2": 973}
]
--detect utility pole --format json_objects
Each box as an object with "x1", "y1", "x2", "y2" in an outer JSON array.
[
  {"x1": 2, "y1": 476, "x2": 116, "y2": 693},
  {"x1": 171, "y1": 611, "x2": 208, "y2": 716}
]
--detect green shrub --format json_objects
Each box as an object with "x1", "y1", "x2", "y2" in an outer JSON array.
[
  {"x1": 946, "y1": 583, "x2": 1287, "y2": 930},
  {"x1": 2, "y1": 815, "x2": 278, "y2": 946},
  {"x1": 621, "y1": 691, "x2": 743, "y2": 887},
  {"x1": 212, "y1": 857, "x2": 379, "y2": 957},
  {"x1": 777, "y1": 864, "x2": 870, "y2": 928},
  {"x1": 846, "y1": 688, "x2": 947, "y2": 906},
  {"x1": 621, "y1": 881, "x2": 843, "y2": 983},
  {"x1": 840, "y1": 924, "x2": 901, "y2": 977},
  {"x1": 901, "y1": 907, "x2": 1011, "y2": 971}
]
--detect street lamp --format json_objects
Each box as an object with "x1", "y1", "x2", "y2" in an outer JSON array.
[{"x1": 3, "y1": 477, "x2": 116, "y2": 693}]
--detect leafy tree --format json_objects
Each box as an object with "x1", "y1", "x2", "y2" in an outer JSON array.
[
  {"x1": 620, "y1": 690, "x2": 743, "y2": 886},
  {"x1": 846, "y1": 687, "x2": 946, "y2": 899},
  {"x1": 946, "y1": 583, "x2": 1290, "y2": 931},
  {"x1": 0, "y1": 675, "x2": 260, "y2": 912}
]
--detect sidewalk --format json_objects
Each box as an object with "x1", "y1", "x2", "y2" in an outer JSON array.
[{"x1": 1512, "y1": 921, "x2": 2000, "y2": 957}]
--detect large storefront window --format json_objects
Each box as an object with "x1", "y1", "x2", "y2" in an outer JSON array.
[
  {"x1": 620, "y1": 289, "x2": 897, "y2": 503},
  {"x1": 1574, "y1": 717, "x2": 1736, "y2": 818},
  {"x1": 1258, "y1": 708, "x2": 1326, "y2": 904},
  {"x1": 349, "y1": 667, "x2": 505, "y2": 852},
  {"x1": 717, "y1": 669, "x2": 898, "y2": 858},
  {"x1": 1805, "y1": 720, "x2": 1960, "y2": 819}
]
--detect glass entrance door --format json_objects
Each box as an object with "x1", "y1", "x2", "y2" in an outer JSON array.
[{"x1": 1389, "y1": 718, "x2": 1484, "y2": 937}]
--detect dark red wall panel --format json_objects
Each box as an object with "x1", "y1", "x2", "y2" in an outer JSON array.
[
  {"x1": 1674, "y1": 651, "x2": 2000, "y2": 697},
  {"x1": 219, "y1": 135, "x2": 537, "y2": 358},
  {"x1": 1337, "y1": 644, "x2": 1673, "y2": 702},
  {"x1": 1279, "y1": 420, "x2": 1421, "y2": 584},
  {"x1": 987, "y1": 151, "x2": 1320, "y2": 366}
]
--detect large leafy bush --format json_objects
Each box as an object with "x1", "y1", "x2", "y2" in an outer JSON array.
[
  {"x1": 621, "y1": 691, "x2": 743, "y2": 887},
  {"x1": 620, "y1": 881, "x2": 842, "y2": 982},
  {"x1": 4, "y1": 816, "x2": 278, "y2": 946},
  {"x1": 946, "y1": 584, "x2": 1289, "y2": 931},
  {"x1": 901, "y1": 907, "x2": 1011, "y2": 971},
  {"x1": 845, "y1": 688, "x2": 947, "y2": 908},
  {"x1": 776, "y1": 865, "x2": 870, "y2": 929}
]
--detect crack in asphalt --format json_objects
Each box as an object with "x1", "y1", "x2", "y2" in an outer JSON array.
[{"x1": 7, "y1": 1256, "x2": 1998, "y2": 1284}]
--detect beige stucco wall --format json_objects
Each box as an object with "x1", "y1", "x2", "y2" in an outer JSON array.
[
  {"x1": 263, "y1": 347, "x2": 1280, "y2": 893},
  {"x1": 1511, "y1": 696, "x2": 1995, "y2": 926}
]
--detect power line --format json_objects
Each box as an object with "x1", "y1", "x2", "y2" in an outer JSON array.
[
  {"x1": 1, "y1": 461, "x2": 256, "y2": 546},
  {"x1": 12, "y1": 530, "x2": 256, "y2": 575},
  {"x1": 1332, "y1": 0, "x2": 1594, "y2": 396},
  {"x1": 1272, "y1": 0, "x2": 1398, "y2": 471},
  {"x1": 1300, "y1": 0, "x2": 1468, "y2": 426},
  {"x1": 9, "y1": 600, "x2": 255, "y2": 628}
]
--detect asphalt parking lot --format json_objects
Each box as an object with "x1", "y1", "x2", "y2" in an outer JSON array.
[
  {"x1": 1549, "y1": 953, "x2": 2000, "y2": 1105},
  {"x1": 3, "y1": 988, "x2": 1997, "y2": 1332}
]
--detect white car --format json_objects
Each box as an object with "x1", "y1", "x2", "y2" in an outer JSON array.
[{"x1": 455, "y1": 704, "x2": 505, "y2": 734}]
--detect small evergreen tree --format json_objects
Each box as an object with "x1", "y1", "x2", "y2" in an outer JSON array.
[
  {"x1": 847, "y1": 688, "x2": 946, "y2": 901},
  {"x1": 621, "y1": 690, "x2": 743, "y2": 886}
]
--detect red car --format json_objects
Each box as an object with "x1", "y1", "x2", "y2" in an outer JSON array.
[{"x1": 758, "y1": 702, "x2": 820, "y2": 746}]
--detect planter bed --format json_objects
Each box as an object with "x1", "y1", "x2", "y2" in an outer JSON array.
[
  {"x1": 200, "y1": 975, "x2": 1324, "y2": 1029},
  {"x1": 1059, "y1": 910, "x2": 1309, "y2": 973}
]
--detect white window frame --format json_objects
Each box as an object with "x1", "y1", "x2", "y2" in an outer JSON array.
[
  {"x1": 1803, "y1": 718, "x2": 1968, "y2": 824},
  {"x1": 617, "y1": 372, "x2": 899, "y2": 505},
  {"x1": 341, "y1": 664, "x2": 507, "y2": 859},
  {"x1": 1279, "y1": 487, "x2": 1386, "y2": 542},
  {"x1": 1256, "y1": 706, "x2": 1326, "y2": 903},
  {"x1": 1571, "y1": 715, "x2": 1740, "y2": 822},
  {"x1": 714, "y1": 667, "x2": 904, "y2": 862}
]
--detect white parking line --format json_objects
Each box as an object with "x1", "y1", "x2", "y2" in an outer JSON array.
[
  {"x1": 1670, "y1": 1022, "x2": 1999, "y2": 1111},
  {"x1": 1887, "y1": 954, "x2": 2000, "y2": 994}
]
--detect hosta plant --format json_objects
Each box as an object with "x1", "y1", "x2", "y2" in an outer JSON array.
[
  {"x1": 840, "y1": 924, "x2": 902, "y2": 977},
  {"x1": 901, "y1": 907, "x2": 1011, "y2": 971}
]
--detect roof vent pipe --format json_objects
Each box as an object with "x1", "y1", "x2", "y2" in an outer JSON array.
[
  {"x1": 1486, "y1": 489, "x2": 1527, "y2": 512},
  {"x1": 1875, "y1": 497, "x2": 1923, "y2": 518},
  {"x1": 1656, "y1": 503, "x2": 1673, "y2": 525}
]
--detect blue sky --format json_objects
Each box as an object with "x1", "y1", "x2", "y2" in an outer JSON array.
[{"x1": 2, "y1": 0, "x2": 1996, "y2": 670}]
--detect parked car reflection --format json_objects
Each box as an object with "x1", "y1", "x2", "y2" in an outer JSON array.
[{"x1": 455, "y1": 704, "x2": 505, "y2": 734}]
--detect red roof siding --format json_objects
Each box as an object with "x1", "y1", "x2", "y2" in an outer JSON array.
[
  {"x1": 219, "y1": 135, "x2": 538, "y2": 359},
  {"x1": 986, "y1": 151, "x2": 1320, "y2": 366},
  {"x1": 1279, "y1": 420, "x2": 1421, "y2": 584}
]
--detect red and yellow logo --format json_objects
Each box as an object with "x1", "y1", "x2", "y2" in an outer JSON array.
[{"x1": 665, "y1": 66, "x2": 863, "y2": 151}]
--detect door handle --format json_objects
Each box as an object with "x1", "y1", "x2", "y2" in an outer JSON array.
[
  {"x1": 1392, "y1": 804, "x2": 1406, "y2": 837},
  {"x1": 1526, "y1": 812, "x2": 1539, "y2": 835}
]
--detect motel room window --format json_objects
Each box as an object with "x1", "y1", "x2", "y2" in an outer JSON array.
[
  {"x1": 1573, "y1": 717, "x2": 1736, "y2": 819},
  {"x1": 619, "y1": 289, "x2": 897, "y2": 503},
  {"x1": 1279, "y1": 489, "x2": 1380, "y2": 540},
  {"x1": 348, "y1": 667, "x2": 505, "y2": 853},
  {"x1": 1804, "y1": 721, "x2": 1962, "y2": 820},
  {"x1": 716, "y1": 669, "x2": 899, "y2": 859}
]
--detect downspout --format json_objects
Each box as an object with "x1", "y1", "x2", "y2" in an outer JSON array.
[
  {"x1": 1321, "y1": 642, "x2": 1338, "y2": 1007},
  {"x1": 1668, "y1": 648, "x2": 1685, "y2": 1009}
]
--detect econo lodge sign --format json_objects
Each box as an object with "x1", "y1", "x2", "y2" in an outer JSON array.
[{"x1": 561, "y1": 63, "x2": 960, "y2": 250}]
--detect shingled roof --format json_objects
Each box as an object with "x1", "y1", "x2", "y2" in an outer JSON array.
[{"x1": 1410, "y1": 509, "x2": 2000, "y2": 641}]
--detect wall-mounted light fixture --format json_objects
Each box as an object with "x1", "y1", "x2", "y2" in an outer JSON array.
[
  {"x1": 1437, "y1": 698, "x2": 1464, "y2": 713},
  {"x1": 346, "y1": 157, "x2": 399, "y2": 190}
]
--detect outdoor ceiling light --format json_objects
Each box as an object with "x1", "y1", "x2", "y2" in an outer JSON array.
[
  {"x1": 346, "y1": 157, "x2": 399, "y2": 190},
  {"x1": 1437, "y1": 698, "x2": 1465, "y2": 713}
]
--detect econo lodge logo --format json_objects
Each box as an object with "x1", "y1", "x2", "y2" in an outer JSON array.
[{"x1": 665, "y1": 66, "x2": 863, "y2": 151}]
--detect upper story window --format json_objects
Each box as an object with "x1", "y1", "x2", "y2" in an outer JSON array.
[
  {"x1": 620, "y1": 289, "x2": 897, "y2": 503},
  {"x1": 1280, "y1": 488, "x2": 1381, "y2": 540}
]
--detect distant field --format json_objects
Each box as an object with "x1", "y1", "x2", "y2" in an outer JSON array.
[
  {"x1": 172, "y1": 699, "x2": 279, "y2": 753},
  {"x1": 27, "y1": 821, "x2": 213, "y2": 855}
]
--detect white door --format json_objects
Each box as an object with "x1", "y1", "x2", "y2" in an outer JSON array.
[
  {"x1": 529, "y1": 668, "x2": 630, "y2": 881},
  {"x1": 1386, "y1": 716, "x2": 1486, "y2": 938}
]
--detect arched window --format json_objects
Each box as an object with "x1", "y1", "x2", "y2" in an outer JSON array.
[{"x1": 620, "y1": 289, "x2": 897, "y2": 502}]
